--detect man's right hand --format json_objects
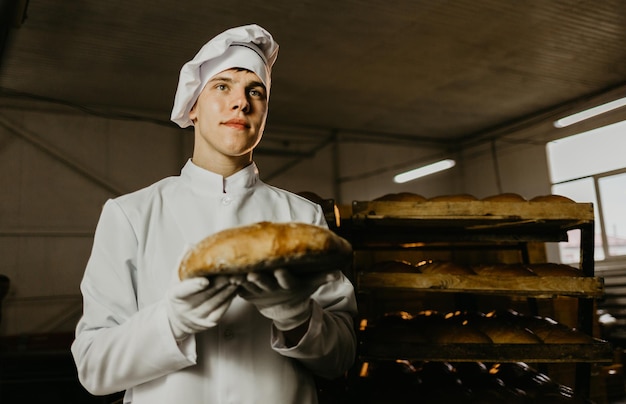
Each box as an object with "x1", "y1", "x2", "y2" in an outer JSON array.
[{"x1": 165, "y1": 276, "x2": 240, "y2": 341}]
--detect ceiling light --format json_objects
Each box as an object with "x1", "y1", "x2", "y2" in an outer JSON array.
[
  {"x1": 393, "y1": 159, "x2": 456, "y2": 183},
  {"x1": 553, "y1": 96, "x2": 626, "y2": 128}
]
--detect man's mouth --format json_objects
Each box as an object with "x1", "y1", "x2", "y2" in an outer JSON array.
[{"x1": 223, "y1": 119, "x2": 249, "y2": 129}]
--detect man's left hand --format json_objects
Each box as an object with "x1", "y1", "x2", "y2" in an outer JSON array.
[{"x1": 238, "y1": 268, "x2": 340, "y2": 331}]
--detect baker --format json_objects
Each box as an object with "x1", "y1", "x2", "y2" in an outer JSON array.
[{"x1": 71, "y1": 24, "x2": 357, "y2": 404}]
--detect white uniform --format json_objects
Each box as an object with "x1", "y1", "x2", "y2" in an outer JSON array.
[{"x1": 71, "y1": 160, "x2": 357, "y2": 404}]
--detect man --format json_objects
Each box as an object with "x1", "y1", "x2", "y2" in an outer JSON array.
[{"x1": 71, "y1": 24, "x2": 357, "y2": 404}]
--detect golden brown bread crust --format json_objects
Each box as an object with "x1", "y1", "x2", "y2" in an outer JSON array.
[
  {"x1": 373, "y1": 192, "x2": 427, "y2": 202},
  {"x1": 446, "y1": 311, "x2": 541, "y2": 344},
  {"x1": 514, "y1": 315, "x2": 594, "y2": 343},
  {"x1": 472, "y1": 264, "x2": 537, "y2": 277},
  {"x1": 370, "y1": 260, "x2": 417, "y2": 273},
  {"x1": 412, "y1": 310, "x2": 492, "y2": 343},
  {"x1": 473, "y1": 321, "x2": 542, "y2": 344},
  {"x1": 416, "y1": 260, "x2": 475, "y2": 275},
  {"x1": 482, "y1": 193, "x2": 526, "y2": 202},
  {"x1": 528, "y1": 263, "x2": 581, "y2": 277},
  {"x1": 428, "y1": 194, "x2": 478, "y2": 202},
  {"x1": 364, "y1": 311, "x2": 429, "y2": 343},
  {"x1": 178, "y1": 221, "x2": 353, "y2": 279},
  {"x1": 530, "y1": 194, "x2": 575, "y2": 203},
  {"x1": 426, "y1": 323, "x2": 493, "y2": 343}
]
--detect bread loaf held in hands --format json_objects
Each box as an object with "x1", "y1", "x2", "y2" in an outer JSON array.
[{"x1": 178, "y1": 221, "x2": 353, "y2": 279}]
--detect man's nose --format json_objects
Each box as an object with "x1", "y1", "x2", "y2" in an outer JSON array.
[{"x1": 231, "y1": 90, "x2": 250, "y2": 113}]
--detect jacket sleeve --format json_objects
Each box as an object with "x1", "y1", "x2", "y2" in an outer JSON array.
[
  {"x1": 271, "y1": 274, "x2": 357, "y2": 379},
  {"x1": 271, "y1": 205, "x2": 358, "y2": 379},
  {"x1": 71, "y1": 200, "x2": 195, "y2": 396}
]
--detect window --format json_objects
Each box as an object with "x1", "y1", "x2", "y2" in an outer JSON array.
[{"x1": 547, "y1": 121, "x2": 626, "y2": 264}]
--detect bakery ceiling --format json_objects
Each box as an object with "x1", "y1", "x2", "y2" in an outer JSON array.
[{"x1": 1, "y1": 0, "x2": 626, "y2": 153}]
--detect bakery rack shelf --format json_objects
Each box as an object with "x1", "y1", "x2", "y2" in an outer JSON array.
[
  {"x1": 344, "y1": 198, "x2": 603, "y2": 399},
  {"x1": 348, "y1": 200, "x2": 594, "y2": 244},
  {"x1": 351, "y1": 200, "x2": 594, "y2": 223},
  {"x1": 357, "y1": 340, "x2": 613, "y2": 364},
  {"x1": 357, "y1": 272, "x2": 604, "y2": 298}
]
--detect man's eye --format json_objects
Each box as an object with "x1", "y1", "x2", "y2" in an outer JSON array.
[
  {"x1": 216, "y1": 84, "x2": 227, "y2": 91},
  {"x1": 249, "y1": 89, "x2": 265, "y2": 98}
]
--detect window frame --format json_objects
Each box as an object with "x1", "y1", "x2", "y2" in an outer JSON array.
[{"x1": 552, "y1": 166, "x2": 626, "y2": 262}]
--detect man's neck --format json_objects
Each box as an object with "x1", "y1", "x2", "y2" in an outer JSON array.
[{"x1": 191, "y1": 153, "x2": 252, "y2": 178}]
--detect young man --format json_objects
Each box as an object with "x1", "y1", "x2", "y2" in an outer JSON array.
[{"x1": 71, "y1": 24, "x2": 357, "y2": 404}]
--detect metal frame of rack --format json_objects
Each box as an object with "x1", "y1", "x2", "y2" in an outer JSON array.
[{"x1": 339, "y1": 200, "x2": 611, "y2": 399}]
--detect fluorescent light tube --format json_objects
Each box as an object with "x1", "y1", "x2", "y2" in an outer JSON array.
[
  {"x1": 393, "y1": 159, "x2": 456, "y2": 183},
  {"x1": 554, "y1": 96, "x2": 626, "y2": 128}
]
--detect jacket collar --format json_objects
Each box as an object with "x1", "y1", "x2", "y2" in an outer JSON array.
[{"x1": 181, "y1": 159, "x2": 259, "y2": 194}]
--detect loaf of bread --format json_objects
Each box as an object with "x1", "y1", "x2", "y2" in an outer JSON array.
[
  {"x1": 426, "y1": 323, "x2": 493, "y2": 344},
  {"x1": 483, "y1": 326, "x2": 541, "y2": 344},
  {"x1": 428, "y1": 194, "x2": 478, "y2": 202},
  {"x1": 528, "y1": 263, "x2": 581, "y2": 277},
  {"x1": 364, "y1": 311, "x2": 429, "y2": 343},
  {"x1": 370, "y1": 260, "x2": 418, "y2": 273},
  {"x1": 473, "y1": 319, "x2": 542, "y2": 344},
  {"x1": 448, "y1": 310, "x2": 541, "y2": 344},
  {"x1": 482, "y1": 193, "x2": 526, "y2": 202},
  {"x1": 530, "y1": 194, "x2": 575, "y2": 203},
  {"x1": 373, "y1": 192, "x2": 427, "y2": 202},
  {"x1": 513, "y1": 315, "x2": 594, "y2": 343},
  {"x1": 178, "y1": 221, "x2": 352, "y2": 279},
  {"x1": 416, "y1": 260, "x2": 476, "y2": 275},
  {"x1": 414, "y1": 310, "x2": 492, "y2": 343},
  {"x1": 472, "y1": 264, "x2": 537, "y2": 277},
  {"x1": 375, "y1": 310, "x2": 415, "y2": 325},
  {"x1": 490, "y1": 362, "x2": 560, "y2": 397}
]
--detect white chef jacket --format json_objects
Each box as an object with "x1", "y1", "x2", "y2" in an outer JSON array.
[{"x1": 71, "y1": 160, "x2": 357, "y2": 404}]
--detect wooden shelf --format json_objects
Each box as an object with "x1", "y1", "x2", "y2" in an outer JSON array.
[
  {"x1": 358, "y1": 339, "x2": 613, "y2": 363},
  {"x1": 358, "y1": 272, "x2": 605, "y2": 298},
  {"x1": 352, "y1": 200, "x2": 594, "y2": 222},
  {"x1": 348, "y1": 201, "x2": 594, "y2": 243}
]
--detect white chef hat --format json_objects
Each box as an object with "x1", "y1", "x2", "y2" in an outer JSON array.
[{"x1": 171, "y1": 24, "x2": 279, "y2": 128}]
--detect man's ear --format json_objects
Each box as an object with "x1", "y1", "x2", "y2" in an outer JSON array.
[{"x1": 189, "y1": 101, "x2": 198, "y2": 123}]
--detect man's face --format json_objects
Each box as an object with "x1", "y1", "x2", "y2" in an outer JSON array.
[{"x1": 189, "y1": 68, "x2": 268, "y2": 169}]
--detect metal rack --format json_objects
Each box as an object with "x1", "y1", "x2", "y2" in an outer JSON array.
[{"x1": 339, "y1": 199, "x2": 611, "y2": 399}]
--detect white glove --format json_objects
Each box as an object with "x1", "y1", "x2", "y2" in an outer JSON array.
[
  {"x1": 165, "y1": 276, "x2": 240, "y2": 341},
  {"x1": 238, "y1": 269, "x2": 341, "y2": 331}
]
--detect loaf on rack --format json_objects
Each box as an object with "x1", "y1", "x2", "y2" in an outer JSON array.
[
  {"x1": 373, "y1": 192, "x2": 427, "y2": 202},
  {"x1": 527, "y1": 263, "x2": 581, "y2": 277},
  {"x1": 363, "y1": 311, "x2": 429, "y2": 343},
  {"x1": 474, "y1": 311, "x2": 542, "y2": 344},
  {"x1": 472, "y1": 263, "x2": 537, "y2": 277},
  {"x1": 414, "y1": 310, "x2": 493, "y2": 344},
  {"x1": 416, "y1": 260, "x2": 476, "y2": 275},
  {"x1": 445, "y1": 310, "x2": 542, "y2": 344},
  {"x1": 481, "y1": 193, "x2": 527, "y2": 202},
  {"x1": 529, "y1": 194, "x2": 576, "y2": 203},
  {"x1": 353, "y1": 359, "x2": 580, "y2": 403},
  {"x1": 508, "y1": 311, "x2": 595, "y2": 343},
  {"x1": 370, "y1": 260, "x2": 418, "y2": 273},
  {"x1": 428, "y1": 193, "x2": 478, "y2": 202}
]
